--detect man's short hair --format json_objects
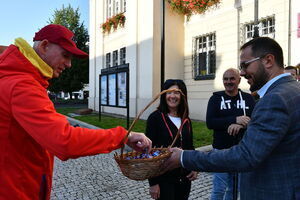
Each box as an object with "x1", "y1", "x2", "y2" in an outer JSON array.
[
  {"x1": 240, "y1": 37, "x2": 284, "y2": 68},
  {"x1": 223, "y1": 68, "x2": 240, "y2": 76}
]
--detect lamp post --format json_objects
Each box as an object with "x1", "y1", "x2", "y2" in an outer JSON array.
[{"x1": 253, "y1": 0, "x2": 259, "y2": 38}]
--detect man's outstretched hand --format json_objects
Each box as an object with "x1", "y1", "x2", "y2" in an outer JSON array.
[
  {"x1": 126, "y1": 132, "x2": 152, "y2": 153},
  {"x1": 161, "y1": 147, "x2": 182, "y2": 172}
]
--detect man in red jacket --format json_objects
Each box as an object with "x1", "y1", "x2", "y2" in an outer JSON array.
[{"x1": 0, "y1": 24, "x2": 151, "y2": 200}]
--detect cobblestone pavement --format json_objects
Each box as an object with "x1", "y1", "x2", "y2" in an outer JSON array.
[{"x1": 51, "y1": 150, "x2": 212, "y2": 200}]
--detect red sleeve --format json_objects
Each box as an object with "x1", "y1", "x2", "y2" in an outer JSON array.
[{"x1": 11, "y1": 80, "x2": 127, "y2": 160}]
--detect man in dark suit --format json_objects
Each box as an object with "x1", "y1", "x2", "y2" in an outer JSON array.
[{"x1": 163, "y1": 37, "x2": 300, "y2": 200}]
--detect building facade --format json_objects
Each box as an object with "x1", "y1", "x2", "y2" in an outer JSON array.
[{"x1": 89, "y1": 0, "x2": 300, "y2": 121}]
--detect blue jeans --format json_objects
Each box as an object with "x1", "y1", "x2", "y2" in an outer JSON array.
[{"x1": 210, "y1": 172, "x2": 238, "y2": 200}]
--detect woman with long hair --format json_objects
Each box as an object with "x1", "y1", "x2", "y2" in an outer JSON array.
[{"x1": 146, "y1": 79, "x2": 198, "y2": 200}]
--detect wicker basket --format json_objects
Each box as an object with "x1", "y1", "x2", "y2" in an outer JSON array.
[
  {"x1": 114, "y1": 147, "x2": 171, "y2": 180},
  {"x1": 114, "y1": 88, "x2": 188, "y2": 181}
]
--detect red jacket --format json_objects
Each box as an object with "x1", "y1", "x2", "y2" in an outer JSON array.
[{"x1": 0, "y1": 45, "x2": 127, "y2": 200}]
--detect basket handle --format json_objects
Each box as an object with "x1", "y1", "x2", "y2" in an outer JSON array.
[
  {"x1": 169, "y1": 118, "x2": 189, "y2": 148},
  {"x1": 120, "y1": 88, "x2": 188, "y2": 155}
]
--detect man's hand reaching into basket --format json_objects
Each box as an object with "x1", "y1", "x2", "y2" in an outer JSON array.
[{"x1": 127, "y1": 132, "x2": 152, "y2": 153}]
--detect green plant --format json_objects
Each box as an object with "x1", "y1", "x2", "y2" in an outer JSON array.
[
  {"x1": 166, "y1": 0, "x2": 221, "y2": 19},
  {"x1": 101, "y1": 12, "x2": 126, "y2": 34},
  {"x1": 48, "y1": 5, "x2": 89, "y2": 95}
]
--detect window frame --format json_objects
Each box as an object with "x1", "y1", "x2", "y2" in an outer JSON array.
[
  {"x1": 112, "y1": 50, "x2": 118, "y2": 67},
  {"x1": 106, "y1": 0, "x2": 126, "y2": 19},
  {"x1": 193, "y1": 33, "x2": 216, "y2": 80},
  {"x1": 106, "y1": 53, "x2": 111, "y2": 68},
  {"x1": 244, "y1": 16, "x2": 275, "y2": 42},
  {"x1": 120, "y1": 47, "x2": 126, "y2": 65},
  {"x1": 122, "y1": 0, "x2": 126, "y2": 12},
  {"x1": 106, "y1": 0, "x2": 113, "y2": 19}
]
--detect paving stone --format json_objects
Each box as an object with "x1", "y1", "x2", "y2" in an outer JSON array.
[{"x1": 51, "y1": 150, "x2": 212, "y2": 199}]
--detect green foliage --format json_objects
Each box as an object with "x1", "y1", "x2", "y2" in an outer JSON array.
[
  {"x1": 47, "y1": 4, "x2": 89, "y2": 98},
  {"x1": 75, "y1": 115, "x2": 147, "y2": 132},
  {"x1": 55, "y1": 107, "x2": 79, "y2": 115},
  {"x1": 192, "y1": 121, "x2": 213, "y2": 147}
]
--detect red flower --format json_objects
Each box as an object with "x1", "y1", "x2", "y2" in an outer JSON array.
[
  {"x1": 101, "y1": 12, "x2": 126, "y2": 34},
  {"x1": 167, "y1": 0, "x2": 220, "y2": 19}
]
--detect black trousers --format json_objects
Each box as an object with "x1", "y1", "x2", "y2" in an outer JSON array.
[{"x1": 157, "y1": 179, "x2": 191, "y2": 200}]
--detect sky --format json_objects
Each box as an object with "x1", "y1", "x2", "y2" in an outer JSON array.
[{"x1": 0, "y1": 0, "x2": 89, "y2": 46}]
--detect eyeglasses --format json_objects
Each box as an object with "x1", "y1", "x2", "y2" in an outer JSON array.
[{"x1": 239, "y1": 56, "x2": 264, "y2": 71}]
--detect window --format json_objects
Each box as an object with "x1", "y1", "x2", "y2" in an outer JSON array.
[
  {"x1": 107, "y1": 0, "x2": 125, "y2": 19},
  {"x1": 116, "y1": 1, "x2": 119, "y2": 14},
  {"x1": 244, "y1": 16, "x2": 275, "y2": 41},
  {"x1": 107, "y1": 0, "x2": 112, "y2": 18},
  {"x1": 262, "y1": 17, "x2": 275, "y2": 35},
  {"x1": 245, "y1": 24, "x2": 254, "y2": 39},
  {"x1": 120, "y1": 47, "x2": 126, "y2": 64},
  {"x1": 122, "y1": 0, "x2": 126, "y2": 12},
  {"x1": 113, "y1": 50, "x2": 118, "y2": 66},
  {"x1": 106, "y1": 53, "x2": 111, "y2": 68},
  {"x1": 193, "y1": 33, "x2": 216, "y2": 80}
]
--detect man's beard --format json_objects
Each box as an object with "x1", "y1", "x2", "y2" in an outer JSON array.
[{"x1": 249, "y1": 63, "x2": 269, "y2": 92}]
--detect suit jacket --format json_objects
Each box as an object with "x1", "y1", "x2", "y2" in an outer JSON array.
[{"x1": 183, "y1": 76, "x2": 300, "y2": 200}]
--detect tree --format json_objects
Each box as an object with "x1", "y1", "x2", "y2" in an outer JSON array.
[{"x1": 47, "y1": 4, "x2": 89, "y2": 99}]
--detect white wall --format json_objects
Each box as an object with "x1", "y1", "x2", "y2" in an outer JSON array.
[
  {"x1": 183, "y1": 0, "x2": 292, "y2": 120},
  {"x1": 291, "y1": 0, "x2": 300, "y2": 66},
  {"x1": 89, "y1": 0, "x2": 157, "y2": 119},
  {"x1": 89, "y1": 0, "x2": 104, "y2": 111},
  {"x1": 89, "y1": 0, "x2": 297, "y2": 121}
]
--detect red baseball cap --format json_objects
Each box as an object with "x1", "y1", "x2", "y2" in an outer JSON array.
[{"x1": 33, "y1": 24, "x2": 88, "y2": 58}]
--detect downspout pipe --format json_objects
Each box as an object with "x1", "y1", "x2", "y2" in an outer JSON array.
[
  {"x1": 253, "y1": 0, "x2": 259, "y2": 38},
  {"x1": 161, "y1": 0, "x2": 165, "y2": 90},
  {"x1": 287, "y1": 0, "x2": 291, "y2": 65},
  {"x1": 235, "y1": 0, "x2": 242, "y2": 67}
]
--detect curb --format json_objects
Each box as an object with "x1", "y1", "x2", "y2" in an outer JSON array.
[
  {"x1": 66, "y1": 116, "x2": 100, "y2": 129},
  {"x1": 196, "y1": 144, "x2": 213, "y2": 152}
]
